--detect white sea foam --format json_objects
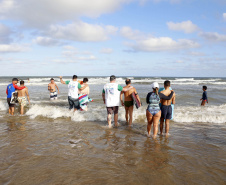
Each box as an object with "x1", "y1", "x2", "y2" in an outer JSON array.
[
  {"x1": 0, "y1": 77, "x2": 224, "y2": 86},
  {"x1": 25, "y1": 103, "x2": 226, "y2": 124},
  {"x1": 174, "y1": 104, "x2": 226, "y2": 124},
  {"x1": 0, "y1": 101, "x2": 7, "y2": 111}
]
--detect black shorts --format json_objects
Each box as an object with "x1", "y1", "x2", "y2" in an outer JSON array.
[
  {"x1": 68, "y1": 96, "x2": 80, "y2": 110},
  {"x1": 107, "y1": 106, "x2": 119, "y2": 115},
  {"x1": 161, "y1": 105, "x2": 172, "y2": 119},
  {"x1": 7, "y1": 98, "x2": 15, "y2": 108}
]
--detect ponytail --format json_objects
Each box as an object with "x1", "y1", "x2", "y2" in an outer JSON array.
[{"x1": 153, "y1": 87, "x2": 159, "y2": 95}]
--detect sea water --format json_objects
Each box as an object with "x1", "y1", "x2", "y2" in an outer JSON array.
[{"x1": 0, "y1": 76, "x2": 225, "y2": 184}]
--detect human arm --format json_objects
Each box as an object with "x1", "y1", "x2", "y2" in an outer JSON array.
[
  {"x1": 79, "y1": 83, "x2": 88, "y2": 91},
  {"x1": 172, "y1": 94, "x2": 176, "y2": 104},
  {"x1": 102, "y1": 90, "x2": 105, "y2": 104},
  {"x1": 146, "y1": 92, "x2": 151, "y2": 104},
  {"x1": 159, "y1": 91, "x2": 174, "y2": 100},
  {"x1": 13, "y1": 84, "x2": 26, "y2": 90},
  {"x1": 206, "y1": 91, "x2": 208, "y2": 103},
  {"x1": 55, "y1": 83, "x2": 60, "y2": 94},
  {"x1": 25, "y1": 88, "x2": 30, "y2": 104},
  {"x1": 134, "y1": 88, "x2": 141, "y2": 103},
  {"x1": 120, "y1": 91, "x2": 124, "y2": 106},
  {"x1": 59, "y1": 76, "x2": 66, "y2": 84},
  {"x1": 48, "y1": 84, "x2": 51, "y2": 91}
]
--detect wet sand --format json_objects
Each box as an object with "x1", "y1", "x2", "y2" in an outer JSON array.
[{"x1": 0, "y1": 116, "x2": 225, "y2": 185}]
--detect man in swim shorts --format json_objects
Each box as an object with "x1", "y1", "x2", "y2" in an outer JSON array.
[
  {"x1": 120, "y1": 79, "x2": 141, "y2": 126},
  {"x1": 17, "y1": 80, "x2": 30, "y2": 115},
  {"x1": 48, "y1": 78, "x2": 60, "y2": 100},
  {"x1": 200, "y1": 86, "x2": 208, "y2": 106},
  {"x1": 6, "y1": 78, "x2": 26, "y2": 115},
  {"x1": 102, "y1": 75, "x2": 132, "y2": 128},
  {"x1": 160, "y1": 80, "x2": 176, "y2": 135},
  {"x1": 60, "y1": 75, "x2": 88, "y2": 111}
]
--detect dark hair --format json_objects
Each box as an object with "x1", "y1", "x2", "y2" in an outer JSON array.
[
  {"x1": 50, "y1": 78, "x2": 54, "y2": 81},
  {"x1": 20, "y1": 80, "x2": 24, "y2": 85},
  {"x1": 12, "y1": 78, "x2": 18, "y2": 81},
  {"x1": 72, "y1": 75, "x2": 77, "y2": 79},
  {"x1": 125, "y1": 79, "x2": 131, "y2": 85},
  {"x1": 83, "y1": 77, "x2": 88, "y2": 83},
  {"x1": 110, "y1": 75, "x2": 116, "y2": 82},
  {"x1": 203, "y1": 86, "x2": 207, "y2": 90},
  {"x1": 164, "y1": 80, "x2": 170, "y2": 87}
]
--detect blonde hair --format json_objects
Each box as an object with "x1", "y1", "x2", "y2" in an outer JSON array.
[{"x1": 153, "y1": 87, "x2": 159, "y2": 95}]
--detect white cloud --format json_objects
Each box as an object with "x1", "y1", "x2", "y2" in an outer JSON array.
[
  {"x1": 199, "y1": 32, "x2": 226, "y2": 42},
  {"x1": 33, "y1": 36, "x2": 59, "y2": 46},
  {"x1": 167, "y1": 20, "x2": 199, "y2": 33},
  {"x1": 48, "y1": 21, "x2": 118, "y2": 42},
  {"x1": 189, "y1": 51, "x2": 206, "y2": 56},
  {"x1": 120, "y1": 26, "x2": 146, "y2": 40},
  {"x1": 0, "y1": 23, "x2": 12, "y2": 43},
  {"x1": 130, "y1": 37, "x2": 199, "y2": 52},
  {"x1": 223, "y1": 13, "x2": 226, "y2": 21},
  {"x1": 121, "y1": 27, "x2": 199, "y2": 52},
  {"x1": 0, "y1": 0, "x2": 137, "y2": 27},
  {"x1": 0, "y1": 44, "x2": 28, "y2": 53},
  {"x1": 176, "y1": 60, "x2": 184, "y2": 63},
  {"x1": 77, "y1": 55, "x2": 96, "y2": 60},
  {"x1": 100, "y1": 48, "x2": 113, "y2": 54}
]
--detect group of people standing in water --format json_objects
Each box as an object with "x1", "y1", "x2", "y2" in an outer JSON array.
[
  {"x1": 6, "y1": 75, "x2": 178, "y2": 137},
  {"x1": 102, "y1": 75, "x2": 175, "y2": 137}
]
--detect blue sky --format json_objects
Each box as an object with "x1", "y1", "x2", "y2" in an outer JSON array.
[{"x1": 0, "y1": 0, "x2": 226, "y2": 77}]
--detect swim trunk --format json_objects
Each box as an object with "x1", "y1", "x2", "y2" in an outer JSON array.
[
  {"x1": 107, "y1": 106, "x2": 119, "y2": 115},
  {"x1": 68, "y1": 96, "x2": 80, "y2": 110},
  {"x1": 50, "y1": 91, "x2": 57, "y2": 100},
  {"x1": 161, "y1": 105, "x2": 172, "y2": 119},
  {"x1": 124, "y1": 101, "x2": 133, "y2": 107},
  {"x1": 18, "y1": 97, "x2": 27, "y2": 106},
  {"x1": 7, "y1": 98, "x2": 15, "y2": 107}
]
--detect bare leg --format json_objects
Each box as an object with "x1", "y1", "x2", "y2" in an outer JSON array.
[
  {"x1": 160, "y1": 118, "x2": 164, "y2": 135},
  {"x1": 114, "y1": 113, "x2": 118, "y2": 127},
  {"x1": 146, "y1": 110, "x2": 153, "y2": 136},
  {"x1": 74, "y1": 108, "x2": 77, "y2": 112},
  {"x1": 9, "y1": 108, "x2": 11, "y2": 115},
  {"x1": 107, "y1": 114, "x2": 112, "y2": 128},
  {"x1": 128, "y1": 106, "x2": 134, "y2": 126},
  {"x1": 20, "y1": 105, "x2": 24, "y2": 115},
  {"x1": 165, "y1": 119, "x2": 170, "y2": 134},
  {"x1": 11, "y1": 107, "x2": 14, "y2": 115},
  {"x1": 125, "y1": 107, "x2": 129, "y2": 124},
  {"x1": 201, "y1": 100, "x2": 206, "y2": 106},
  {"x1": 153, "y1": 111, "x2": 161, "y2": 137}
]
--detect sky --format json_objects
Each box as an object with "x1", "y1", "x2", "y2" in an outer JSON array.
[{"x1": 0, "y1": 0, "x2": 226, "y2": 77}]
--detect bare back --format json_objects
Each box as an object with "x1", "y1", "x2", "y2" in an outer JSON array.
[
  {"x1": 18, "y1": 87, "x2": 28, "y2": 97},
  {"x1": 160, "y1": 89, "x2": 175, "y2": 105},
  {"x1": 122, "y1": 85, "x2": 136, "y2": 101}
]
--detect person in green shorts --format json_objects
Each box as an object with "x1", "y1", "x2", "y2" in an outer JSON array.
[{"x1": 120, "y1": 79, "x2": 141, "y2": 126}]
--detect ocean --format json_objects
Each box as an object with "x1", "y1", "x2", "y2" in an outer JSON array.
[{"x1": 0, "y1": 76, "x2": 225, "y2": 184}]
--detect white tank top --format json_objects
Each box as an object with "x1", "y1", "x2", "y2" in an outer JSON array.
[
  {"x1": 104, "y1": 83, "x2": 120, "y2": 107},
  {"x1": 68, "y1": 81, "x2": 79, "y2": 99}
]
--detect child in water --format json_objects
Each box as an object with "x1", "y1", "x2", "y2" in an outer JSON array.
[{"x1": 200, "y1": 86, "x2": 208, "y2": 106}]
